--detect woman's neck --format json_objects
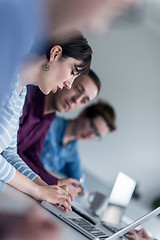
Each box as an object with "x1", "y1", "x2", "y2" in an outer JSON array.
[
  {"x1": 19, "y1": 54, "x2": 45, "y2": 93},
  {"x1": 63, "y1": 120, "x2": 77, "y2": 145},
  {"x1": 44, "y1": 93, "x2": 56, "y2": 115}
]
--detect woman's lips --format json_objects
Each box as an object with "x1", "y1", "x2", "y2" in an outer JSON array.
[
  {"x1": 52, "y1": 88, "x2": 57, "y2": 93},
  {"x1": 58, "y1": 87, "x2": 62, "y2": 90},
  {"x1": 52, "y1": 86, "x2": 62, "y2": 93}
]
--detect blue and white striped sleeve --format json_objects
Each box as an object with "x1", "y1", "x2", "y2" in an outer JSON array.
[
  {"x1": 0, "y1": 101, "x2": 16, "y2": 183},
  {"x1": 0, "y1": 75, "x2": 38, "y2": 183},
  {"x1": 0, "y1": 155, "x2": 16, "y2": 183},
  {"x1": 2, "y1": 132, "x2": 38, "y2": 181}
]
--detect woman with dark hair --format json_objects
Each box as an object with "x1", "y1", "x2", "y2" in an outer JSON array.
[
  {"x1": 0, "y1": 31, "x2": 92, "y2": 209},
  {"x1": 0, "y1": 0, "x2": 137, "y2": 106},
  {"x1": 41, "y1": 100, "x2": 116, "y2": 192},
  {"x1": 24, "y1": 30, "x2": 92, "y2": 94}
]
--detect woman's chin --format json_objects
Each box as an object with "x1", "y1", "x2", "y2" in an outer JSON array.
[{"x1": 39, "y1": 86, "x2": 50, "y2": 95}]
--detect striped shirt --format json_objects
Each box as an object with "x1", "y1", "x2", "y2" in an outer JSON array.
[{"x1": 0, "y1": 73, "x2": 38, "y2": 182}]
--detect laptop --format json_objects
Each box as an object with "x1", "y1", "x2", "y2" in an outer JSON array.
[
  {"x1": 72, "y1": 172, "x2": 136, "y2": 225},
  {"x1": 41, "y1": 200, "x2": 160, "y2": 240},
  {"x1": 41, "y1": 171, "x2": 159, "y2": 239},
  {"x1": 101, "y1": 172, "x2": 136, "y2": 225}
]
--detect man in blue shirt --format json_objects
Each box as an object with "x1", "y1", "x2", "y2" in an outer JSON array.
[{"x1": 41, "y1": 100, "x2": 117, "y2": 192}]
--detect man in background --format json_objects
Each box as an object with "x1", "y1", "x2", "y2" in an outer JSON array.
[{"x1": 17, "y1": 70, "x2": 101, "y2": 199}]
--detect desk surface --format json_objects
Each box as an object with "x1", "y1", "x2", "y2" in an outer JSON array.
[
  {"x1": 0, "y1": 181, "x2": 87, "y2": 240},
  {"x1": 85, "y1": 170, "x2": 160, "y2": 239},
  {"x1": 0, "y1": 171, "x2": 160, "y2": 240}
]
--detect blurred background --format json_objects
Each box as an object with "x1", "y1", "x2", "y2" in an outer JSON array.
[{"x1": 59, "y1": 0, "x2": 160, "y2": 209}]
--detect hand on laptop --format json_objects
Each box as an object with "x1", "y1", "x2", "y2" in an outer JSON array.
[
  {"x1": 58, "y1": 178, "x2": 83, "y2": 200},
  {"x1": 126, "y1": 229, "x2": 153, "y2": 240},
  {"x1": 36, "y1": 184, "x2": 72, "y2": 211},
  {"x1": 32, "y1": 177, "x2": 71, "y2": 211}
]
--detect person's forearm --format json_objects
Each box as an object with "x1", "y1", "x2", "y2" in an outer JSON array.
[
  {"x1": 33, "y1": 176, "x2": 48, "y2": 186},
  {"x1": 49, "y1": 171, "x2": 60, "y2": 179},
  {"x1": 8, "y1": 169, "x2": 72, "y2": 211},
  {"x1": 8, "y1": 170, "x2": 40, "y2": 200}
]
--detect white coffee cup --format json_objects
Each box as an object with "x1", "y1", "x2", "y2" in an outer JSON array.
[{"x1": 87, "y1": 191, "x2": 108, "y2": 216}]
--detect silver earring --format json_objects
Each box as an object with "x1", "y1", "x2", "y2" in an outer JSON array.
[{"x1": 43, "y1": 64, "x2": 50, "y2": 71}]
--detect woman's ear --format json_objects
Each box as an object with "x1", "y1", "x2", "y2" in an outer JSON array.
[{"x1": 49, "y1": 45, "x2": 62, "y2": 63}]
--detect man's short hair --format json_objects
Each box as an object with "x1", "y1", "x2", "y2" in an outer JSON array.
[
  {"x1": 80, "y1": 99, "x2": 116, "y2": 131},
  {"x1": 88, "y1": 69, "x2": 101, "y2": 95}
]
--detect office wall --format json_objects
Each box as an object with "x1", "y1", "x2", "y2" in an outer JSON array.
[{"x1": 60, "y1": 1, "x2": 160, "y2": 207}]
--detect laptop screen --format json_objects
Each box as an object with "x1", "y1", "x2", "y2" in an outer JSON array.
[{"x1": 102, "y1": 172, "x2": 136, "y2": 224}]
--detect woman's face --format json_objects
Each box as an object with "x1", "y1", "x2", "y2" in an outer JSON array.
[
  {"x1": 75, "y1": 116, "x2": 110, "y2": 141},
  {"x1": 38, "y1": 46, "x2": 81, "y2": 95}
]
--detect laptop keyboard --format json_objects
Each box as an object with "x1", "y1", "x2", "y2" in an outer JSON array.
[
  {"x1": 69, "y1": 217, "x2": 109, "y2": 239},
  {"x1": 68, "y1": 217, "x2": 130, "y2": 240},
  {"x1": 101, "y1": 223, "x2": 119, "y2": 233}
]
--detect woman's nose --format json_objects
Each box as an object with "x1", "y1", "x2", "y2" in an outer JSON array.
[{"x1": 63, "y1": 76, "x2": 75, "y2": 89}]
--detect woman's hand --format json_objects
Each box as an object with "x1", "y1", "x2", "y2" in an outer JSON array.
[
  {"x1": 34, "y1": 184, "x2": 72, "y2": 211},
  {"x1": 126, "y1": 229, "x2": 153, "y2": 240},
  {"x1": 58, "y1": 178, "x2": 83, "y2": 200},
  {"x1": 8, "y1": 171, "x2": 72, "y2": 211}
]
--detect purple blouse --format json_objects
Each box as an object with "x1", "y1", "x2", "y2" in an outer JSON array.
[{"x1": 17, "y1": 85, "x2": 58, "y2": 185}]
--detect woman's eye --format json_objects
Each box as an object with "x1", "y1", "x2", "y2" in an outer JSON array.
[{"x1": 71, "y1": 70, "x2": 75, "y2": 75}]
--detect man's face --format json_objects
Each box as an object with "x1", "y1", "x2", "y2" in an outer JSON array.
[
  {"x1": 52, "y1": 75, "x2": 98, "y2": 112},
  {"x1": 75, "y1": 116, "x2": 110, "y2": 141}
]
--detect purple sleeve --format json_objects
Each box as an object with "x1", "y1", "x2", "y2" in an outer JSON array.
[{"x1": 39, "y1": 166, "x2": 58, "y2": 185}]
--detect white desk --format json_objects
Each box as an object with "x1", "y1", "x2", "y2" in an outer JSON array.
[
  {"x1": 0, "y1": 181, "x2": 87, "y2": 240},
  {"x1": 85, "y1": 170, "x2": 160, "y2": 239},
  {"x1": 0, "y1": 172, "x2": 160, "y2": 240}
]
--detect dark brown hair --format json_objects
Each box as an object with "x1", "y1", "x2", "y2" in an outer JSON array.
[
  {"x1": 88, "y1": 69, "x2": 101, "y2": 95},
  {"x1": 80, "y1": 99, "x2": 116, "y2": 132},
  {"x1": 31, "y1": 30, "x2": 92, "y2": 75}
]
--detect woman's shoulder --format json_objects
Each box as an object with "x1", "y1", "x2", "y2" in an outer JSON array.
[{"x1": 1, "y1": 72, "x2": 25, "y2": 109}]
